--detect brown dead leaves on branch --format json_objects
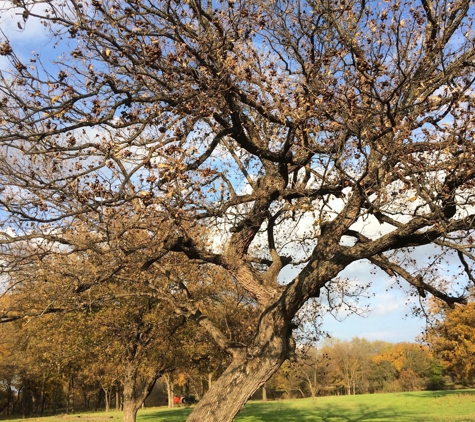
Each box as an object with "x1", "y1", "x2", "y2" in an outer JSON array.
[{"x1": 1, "y1": 0, "x2": 475, "y2": 420}]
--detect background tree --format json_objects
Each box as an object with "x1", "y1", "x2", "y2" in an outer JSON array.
[
  {"x1": 294, "y1": 346, "x2": 331, "y2": 398},
  {"x1": 0, "y1": 241, "x2": 191, "y2": 422},
  {"x1": 424, "y1": 300, "x2": 475, "y2": 385},
  {"x1": 0, "y1": 220, "x2": 257, "y2": 419},
  {"x1": 0, "y1": 306, "x2": 77, "y2": 417},
  {"x1": 322, "y1": 338, "x2": 372, "y2": 395},
  {"x1": 267, "y1": 337, "x2": 437, "y2": 397},
  {"x1": 1, "y1": 0, "x2": 475, "y2": 420},
  {"x1": 370, "y1": 342, "x2": 433, "y2": 392},
  {"x1": 0, "y1": 324, "x2": 20, "y2": 415},
  {"x1": 368, "y1": 341, "x2": 399, "y2": 393}
]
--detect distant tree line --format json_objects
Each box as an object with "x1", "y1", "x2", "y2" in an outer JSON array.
[
  {"x1": 2, "y1": 323, "x2": 474, "y2": 418},
  {"x1": 262, "y1": 299, "x2": 475, "y2": 401},
  {"x1": 261, "y1": 338, "x2": 446, "y2": 400}
]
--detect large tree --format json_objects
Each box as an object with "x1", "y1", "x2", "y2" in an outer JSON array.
[{"x1": 1, "y1": 0, "x2": 475, "y2": 420}]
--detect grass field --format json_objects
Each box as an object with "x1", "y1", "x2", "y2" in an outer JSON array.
[{"x1": 4, "y1": 390, "x2": 475, "y2": 422}]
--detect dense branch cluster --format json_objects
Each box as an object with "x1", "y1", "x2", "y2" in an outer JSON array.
[{"x1": 1, "y1": 0, "x2": 475, "y2": 420}]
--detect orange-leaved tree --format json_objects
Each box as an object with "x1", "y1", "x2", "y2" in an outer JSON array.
[
  {"x1": 423, "y1": 299, "x2": 475, "y2": 385},
  {"x1": 0, "y1": 234, "x2": 193, "y2": 422}
]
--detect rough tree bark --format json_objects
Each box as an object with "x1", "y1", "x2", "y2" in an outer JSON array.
[
  {"x1": 187, "y1": 311, "x2": 291, "y2": 422},
  {"x1": 121, "y1": 365, "x2": 159, "y2": 422}
]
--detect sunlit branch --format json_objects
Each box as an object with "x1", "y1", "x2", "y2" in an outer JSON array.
[{"x1": 369, "y1": 254, "x2": 466, "y2": 307}]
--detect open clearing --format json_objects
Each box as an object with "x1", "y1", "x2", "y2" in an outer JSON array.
[{"x1": 4, "y1": 390, "x2": 475, "y2": 422}]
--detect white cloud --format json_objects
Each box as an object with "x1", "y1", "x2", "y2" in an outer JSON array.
[
  {"x1": 0, "y1": 2, "x2": 52, "y2": 72},
  {"x1": 0, "y1": 2, "x2": 49, "y2": 43},
  {"x1": 372, "y1": 295, "x2": 406, "y2": 316},
  {"x1": 358, "y1": 327, "x2": 422, "y2": 342}
]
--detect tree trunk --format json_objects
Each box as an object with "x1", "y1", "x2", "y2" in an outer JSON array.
[
  {"x1": 12, "y1": 385, "x2": 20, "y2": 414},
  {"x1": 262, "y1": 384, "x2": 267, "y2": 401},
  {"x1": 39, "y1": 373, "x2": 46, "y2": 416},
  {"x1": 310, "y1": 372, "x2": 318, "y2": 398},
  {"x1": 6, "y1": 384, "x2": 12, "y2": 415},
  {"x1": 20, "y1": 383, "x2": 26, "y2": 418},
  {"x1": 104, "y1": 388, "x2": 110, "y2": 412},
  {"x1": 52, "y1": 384, "x2": 58, "y2": 414},
  {"x1": 187, "y1": 311, "x2": 292, "y2": 422},
  {"x1": 187, "y1": 352, "x2": 284, "y2": 422},
  {"x1": 163, "y1": 373, "x2": 174, "y2": 409},
  {"x1": 71, "y1": 376, "x2": 75, "y2": 412},
  {"x1": 121, "y1": 364, "x2": 159, "y2": 422},
  {"x1": 122, "y1": 374, "x2": 141, "y2": 422},
  {"x1": 66, "y1": 372, "x2": 74, "y2": 414},
  {"x1": 21, "y1": 377, "x2": 30, "y2": 418},
  {"x1": 122, "y1": 402, "x2": 138, "y2": 422}
]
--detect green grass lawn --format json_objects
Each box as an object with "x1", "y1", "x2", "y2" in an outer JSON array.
[{"x1": 4, "y1": 390, "x2": 475, "y2": 422}]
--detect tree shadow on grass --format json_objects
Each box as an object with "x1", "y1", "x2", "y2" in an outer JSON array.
[
  {"x1": 235, "y1": 399, "x2": 473, "y2": 422},
  {"x1": 313, "y1": 403, "x2": 427, "y2": 422},
  {"x1": 138, "y1": 407, "x2": 192, "y2": 422},
  {"x1": 138, "y1": 402, "x2": 420, "y2": 422},
  {"x1": 138, "y1": 392, "x2": 475, "y2": 422},
  {"x1": 235, "y1": 401, "x2": 400, "y2": 422},
  {"x1": 398, "y1": 390, "x2": 475, "y2": 399}
]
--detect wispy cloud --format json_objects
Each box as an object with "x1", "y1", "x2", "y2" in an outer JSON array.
[
  {"x1": 359, "y1": 327, "x2": 422, "y2": 342},
  {"x1": 372, "y1": 297, "x2": 405, "y2": 316}
]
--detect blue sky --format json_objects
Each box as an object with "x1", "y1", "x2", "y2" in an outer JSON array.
[
  {"x1": 279, "y1": 259, "x2": 428, "y2": 344},
  {"x1": 322, "y1": 306, "x2": 425, "y2": 343},
  {"x1": 328, "y1": 260, "x2": 428, "y2": 343},
  {"x1": 0, "y1": 4, "x2": 49, "y2": 68}
]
